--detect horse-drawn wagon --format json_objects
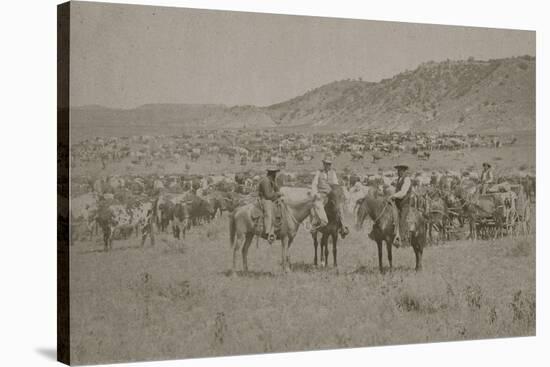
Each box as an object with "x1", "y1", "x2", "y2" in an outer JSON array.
[
  {"x1": 508, "y1": 184, "x2": 533, "y2": 235},
  {"x1": 469, "y1": 184, "x2": 529, "y2": 240}
]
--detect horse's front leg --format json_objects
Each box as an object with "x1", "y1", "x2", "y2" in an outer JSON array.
[
  {"x1": 411, "y1": 236, "x2": 423, "y2": 271},
  {"x1": 386, "y1": 238, "x2": 393, "y2": 272},
  {"x1": 103, "y1": 227, "x2": 110, "y2": 252},
  {"x1": 376, "y1": 240, "x2": 383, "y2": 273},
  {"x1": 140, "y1": 226, "x2": 147, "y2": 247},
  {"x1": 242, "y1": 233, "x2": 254, "y2": 273},
  {"x1": 148, "y1": 221, "x2": 155, "y2": 247},
  {"x1": 232, "y1": 234, "x2": 242, "y2": 273},
  {"x1": 312, "y1": 232, "x2": 318, "y2": 266},
  {"x1": 280, "y1": 236, "x2": 289, "y2": 273},
  {"x1": 320, "y1": 234, "x2": 328, "y2": 267},
  {"x1": 332, "y1": 233, "x2": 338, "y2": 268},
  {"x1": 286, "y1": 236, "x2": 294, "y2": 268}
]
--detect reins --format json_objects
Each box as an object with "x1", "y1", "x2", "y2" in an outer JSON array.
[{"x1": 372, "y1": 199, "x2": 391, "y2": 224}]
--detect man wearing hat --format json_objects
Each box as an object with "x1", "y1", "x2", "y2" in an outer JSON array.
[
  {"x1": 311, "y1": 153, "x2": 346, "y2": 231},
  {"x1": 480, "y1": 162, "x2": 494, "y2": 194},
  {"x1": 389, "y1": 164, "x2": 412, "y2": 247},
  {"x1": 258, "y1": 166, "x2": 283, "y2": 244}
]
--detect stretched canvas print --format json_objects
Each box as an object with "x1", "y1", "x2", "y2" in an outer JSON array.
[{"x1": 58, "y1": 1, "x2": 536, "y2": 365}]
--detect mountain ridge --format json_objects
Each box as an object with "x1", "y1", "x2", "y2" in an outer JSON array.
[{"x1": 71, "y1": 55, "x2": 535, "y2": 134}]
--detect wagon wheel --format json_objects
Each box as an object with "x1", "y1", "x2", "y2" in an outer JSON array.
[
  {"x1": 511, "y1": 210, "x2": 522, "y2": 236},
  {"x1": 507, "y1": 210, "x2": 518, "y2": 236}
]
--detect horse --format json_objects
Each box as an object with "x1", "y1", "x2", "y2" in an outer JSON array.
[
  {"x1": 311, "y1": 185, "x2": 349, "y2": 268},
  {"x1": 229, "y1": 189, "x2": 322, "y2": 273},
  {"x1": 355, "y1": 189, "x2": 426, "y2": 272},
  {"x1": 347, "y1": 182, "x2": 370, "y2": 216},
  {"x1": 405, "y1": 207, "x2": 427, "y2": 271},
  {"x1": 419, "y1": 189, "x2": 450, "y2": 244}
]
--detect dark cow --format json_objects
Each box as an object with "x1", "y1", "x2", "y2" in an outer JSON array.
[
  {"x1": 187, "y1": 195, "x2": 215, "y2": 226},
  {"x1": 157, "y1": 200, "x2": 175, "y2": 232},
  {"x1": 171, "y1": 202, "x2": 190, "y2": 243}
]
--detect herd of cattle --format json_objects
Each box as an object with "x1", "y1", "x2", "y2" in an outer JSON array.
[
  {"x1": 70, "y1": 130, "x2": 516, "y2": 170},
  {"x1": 70, "y1": 161, "x2": 535, "y2": 252}
]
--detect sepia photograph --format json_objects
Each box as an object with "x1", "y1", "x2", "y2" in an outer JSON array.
[{"x1": 58, "y1": 1, "x2": 535, "y2": 365}]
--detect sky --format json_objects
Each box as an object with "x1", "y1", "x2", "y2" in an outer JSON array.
[{"x1": 69, "y1": 1, "x2": 535, "y2": 109}]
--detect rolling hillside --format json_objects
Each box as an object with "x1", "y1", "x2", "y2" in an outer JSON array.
[{"x1": 266, "y1": 55, "x2": 535, "y2": 132}]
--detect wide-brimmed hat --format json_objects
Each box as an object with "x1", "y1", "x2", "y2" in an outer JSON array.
[
  {"x1": 266, "y1": 166, "x2": 280, "y2": 172},
  {"x1": 482, "y1": 162, "x2": 491, "y2": 168},
  {"x1": 322, "y1": 154, "x2": 334, "y2": 164},
  {"x1": 394, "y1": 164, "x2": 409, "y2": 171}
]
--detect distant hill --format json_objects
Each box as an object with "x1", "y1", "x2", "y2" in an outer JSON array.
[
  {"x1": 71, "y1": 103, "x2": 225, "y2": 128},
  {"x1": 71, "y1": 56, "x2": 535, "y2": 136},
  {"x1": 265, "y1": 55, "x2": 535, "y2": 133}
]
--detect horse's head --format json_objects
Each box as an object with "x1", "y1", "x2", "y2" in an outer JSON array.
[
  {"x1": 406, "y1": 208, "x2": 424, "y2": 235},
  {"x1": 445, "y1": 191, "x2": 460, "y2": 208},
  {"x1": 355, "y1": 196, "x2": 368, "y2": 230},
  {"x1": 355, "y1": 190, "x2": 381, "y2": 231},
  {"x1": 382, "y1": 185, "x2": 394, "y2": 196},
  {"x1": 327, "y1": 184, "x2": 347, "y2": 221}
]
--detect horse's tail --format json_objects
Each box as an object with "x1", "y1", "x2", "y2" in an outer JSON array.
[{"x1": 229, "y1": 211, "x2": 236, "y2": 248}]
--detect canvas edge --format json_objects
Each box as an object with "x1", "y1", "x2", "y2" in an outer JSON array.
[{"x1": 57, "y1": 1, "x2": 71, "y2": 365}]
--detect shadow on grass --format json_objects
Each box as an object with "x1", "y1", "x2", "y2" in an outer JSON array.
[
  {"x1": 289, "y1": 261, "x2": 318, "y2": 273},
  {"x1": 350, "y1": 264, "x2": 418, "y2": 276},
  {"x1": 78, "y1": 242, "x2": 146, "y2": 254},
  {"x1": 220, "y1": 270, "x2": 276, "y2": 278}
]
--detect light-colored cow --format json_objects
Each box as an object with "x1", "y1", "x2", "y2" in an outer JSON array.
[{"x1": 96, "y1": 201, "x2": 156, "y2": 251}]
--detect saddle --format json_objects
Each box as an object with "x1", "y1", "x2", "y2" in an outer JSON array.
[{"x1": 251, "y1": 199, "x2": 284, "y2": 239}]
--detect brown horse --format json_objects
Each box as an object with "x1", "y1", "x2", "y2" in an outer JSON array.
[
  {"x1": 229, "y1": 189, "x2": 321, "y2": 273},
  {"x1": 355, "y1": 190, "x2": 426, "y2": 272},
  {"x1": 311, "y1": 184, "x2": 349, "y2": 268}
]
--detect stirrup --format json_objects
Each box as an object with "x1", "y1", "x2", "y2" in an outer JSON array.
[
  {"x1": 340, "y1": 226, "x2": 350, "y2": 237},
  {"x1": 393, "y1": 235, "x2": 401, "y2": 248},
  {"x1": 267, "y1": 233, "x2": 276, "y2": 244}
]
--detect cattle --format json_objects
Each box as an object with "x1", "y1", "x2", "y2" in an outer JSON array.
[
  {"x1": 108, "y1": 176, "x2": 125, "y2": 191},
  {"x1": 171, "y1": 202, "x2": 190, "y2": 244},
  {"x1": 156, "y1": 191, "x2": 193, "y2": 231},
  {"x1": 417, "y1": 151, "x2": 431, "y2": 160},
  {"x1": 153, "y1": 179, "x2": 165, "y2": 192},
  {"x1": 350, "y1": 151, "x2": 363, "y2": 161},
  {"x1": 96, "y1": 200, "x2": 156, "y2": 251},
  {"x1": 70, "y1": 193, "x2": 99, "y2": 241},
  {"x1": 157, "y1": 200, "x2": 175, "y2": 232},
  {"x1": 190, "y1": 151, "x2": 200, "y2": 161},
  {"x1": 187, "y1": 194, "x2": 215, "y2": 225}
]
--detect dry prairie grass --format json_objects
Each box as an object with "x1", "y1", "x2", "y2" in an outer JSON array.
[{"x1": 69, "y1": 214, "x2": 535, "y2": 365}]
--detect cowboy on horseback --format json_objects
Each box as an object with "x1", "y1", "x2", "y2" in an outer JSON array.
[
  {"x1": 311, "y1": 154, "x2": 349, "y2": 235},
  {"x1": 480, "y1": 162, "x2": 494, "y2": 195},
  {"x1": 389, "y1": 164, "x2": 412, "y2": 247},
  {"x1": 258, "y1": 166, "x2": 283, "y2": 244}
]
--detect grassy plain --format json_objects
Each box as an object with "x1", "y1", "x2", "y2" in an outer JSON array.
[{"x1": 70, "y1": 212, "x2": 535, "y2": 365}]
